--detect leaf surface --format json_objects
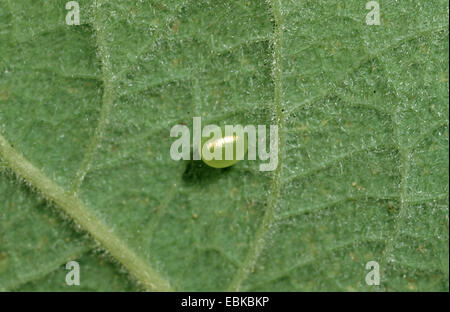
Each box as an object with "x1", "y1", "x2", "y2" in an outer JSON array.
[{"x1": 0, "y1": 0, "x2": 448, "y2": 291}]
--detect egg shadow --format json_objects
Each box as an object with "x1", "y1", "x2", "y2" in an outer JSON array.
[{"x1": 182, "y1": 159, "x2": 232, "y2": 185}]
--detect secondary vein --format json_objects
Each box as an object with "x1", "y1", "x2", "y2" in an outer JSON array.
[
  {"x1": 70, "y1": 0, "x2": 116, "y2": 193},
  {"x1": 226, "y1": 0, "x2": 285, "y2": 291}
]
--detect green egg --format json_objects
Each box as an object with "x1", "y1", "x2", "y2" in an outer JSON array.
[{"x1": 199, "y1": 127, "x2": 248, "y2": 169}]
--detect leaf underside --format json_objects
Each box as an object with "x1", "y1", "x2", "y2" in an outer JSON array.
[{"x1": 0, "y1": 0, "x2": 448, "y2": 291}]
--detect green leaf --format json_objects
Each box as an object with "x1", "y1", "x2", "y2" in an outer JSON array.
[{"x1": 0, "y1": 0, "x2": 448, "y2": 291}]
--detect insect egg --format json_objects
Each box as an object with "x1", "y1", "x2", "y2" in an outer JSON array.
[{"x1": 199, "y1": 127, "x2": 248, "y2": 169}]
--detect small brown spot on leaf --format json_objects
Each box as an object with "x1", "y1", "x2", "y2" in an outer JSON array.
[
  {"x1": 1, "y1": 90, "x2": 9, "y2": 101},
  {"x1": 172, "y1": 20, "x2": 180, "y2": 33}
]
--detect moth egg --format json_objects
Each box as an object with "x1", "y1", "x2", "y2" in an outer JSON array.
[{"x1": 199, "y1": 130, "x2": 248, "y2": 168}]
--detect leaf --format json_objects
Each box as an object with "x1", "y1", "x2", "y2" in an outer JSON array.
[{"x1": 0, "y1": 0, "x2": 448, "y2": 291}]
